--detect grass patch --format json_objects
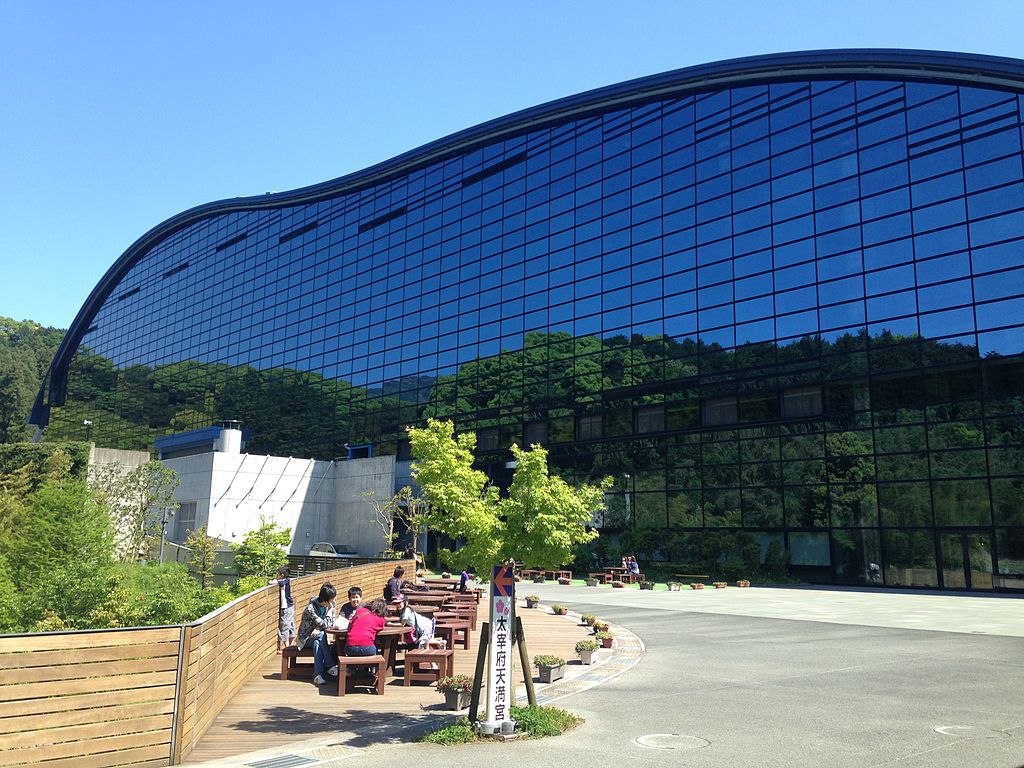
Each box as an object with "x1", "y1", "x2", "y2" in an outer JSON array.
[
  {"x1": 416, "y1": 706, "x2": 582, "y2": 744},
  {"x1": 417, "y1": 717, "x2": 479, "y2": 745},
  {"x1": 511, "y1": 704, "x2": 582, "y2": 736}
]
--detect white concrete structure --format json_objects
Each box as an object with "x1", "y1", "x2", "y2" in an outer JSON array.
[{"x1": 164, "y1": 448, "x2": 397, "y2": 557}]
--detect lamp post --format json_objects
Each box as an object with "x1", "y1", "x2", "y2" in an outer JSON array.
[
  {"x1": 624, "y1": 473, "x2": 632, "y2": 525},
  {"x1": 83, "y1": 419, "x2": 93, "y2": 442},
  {"x1": 159, "y1": 507, "x2": 174, "y2": 563}
]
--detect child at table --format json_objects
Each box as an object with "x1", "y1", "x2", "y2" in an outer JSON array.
[
  {"x1": 392, "y1": 595, "x2": 446, "y2": 650},
  {"x1": 296, "y1": 583, "x2": 339, "y2": 686},
  {"x1": 340, "y1": 586, "x2": 365, "y2": 621},
  {"x1": 344, "y1": 598, "x2": 389, "y2": 671}
]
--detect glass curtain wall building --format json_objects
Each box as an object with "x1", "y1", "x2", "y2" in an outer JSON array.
[{"x1": 33, "y1": 50, "x2": 1024, "y2": 591}]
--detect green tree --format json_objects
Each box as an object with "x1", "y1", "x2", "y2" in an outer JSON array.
[
  {"x1": 408, "y1": 419, "x2": 607, "y2": 575},
  {"x1": 187, "y1": 526, "x2": 217, "y2": 588},
  {"x1": 89, "y1": 460, "x2": 179, "y2": 562},
  {"x1": 233, "y1": 516, "x2": 291, "y2": 578},
  {"x1": 500, "y1": 442, "x2": 604, "y2": 568}
]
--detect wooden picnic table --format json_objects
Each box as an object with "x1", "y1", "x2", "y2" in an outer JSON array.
[
  {"x1": 326, "y1": 623, "x2": 409, "y2": 676},
  {"x1": 406, "y1": 594, "x2": 448, "y2": 606}
]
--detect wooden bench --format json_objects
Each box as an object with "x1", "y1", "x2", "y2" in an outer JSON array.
[
  {"x1": 588, "y1": 572, "x2": 612, "y2": 583},
  {"x1": 279, "y1": 645, "x2": 314, "y2": 680},
  {"x1": 403, "y1": 648, "x2": 454, "y2": 686},
  {"x1": 621, "y1": 572, "x2": 646, "y2": 584},
  {"x1": 336, "y1": 654, "x2": 387, "y2": 696},
  {"x1": 675, "y1": 573, "x2": 710, "y2": 581}
]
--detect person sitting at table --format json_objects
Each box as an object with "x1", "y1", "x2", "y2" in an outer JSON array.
[
  {"x1": 392, "y1": 594, "x2": 446, "y2": 650},
  {"x1": 340, "y1": 586, "x2": 365, "y2": 621},
  {"x1": 383, "y1": 565, "x2": 420, "y2": 602},
  {"x1": 627, "y1": 556, "x2": 641, "y2": 576},
  {"x1": 343, "y1": 598, "x2": 389, "y2": 676},
  {"x1": 296, "y1": 583, "x2": 338, "y2": 686},
  {"x1": 458, "y1": 568, "x2": 470, "y2": 593}
]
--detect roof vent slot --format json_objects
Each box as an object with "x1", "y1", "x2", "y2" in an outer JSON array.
[
  {"x1": 359, "y1": 206, "x2": 408, "y2": 233},
  {"x1": 279, "y1": 221, "x2": 318, "y2": 244},
  {"x1": 215, "y1": 232, "x2": 248, "y2": 252},
  {"x1": 115, "y1": 286, "x2": 141, "y2": 302},
  {"x1": 461, "y1": 151, "x2": 527, "y2": 187},
  {"x1": 162, "y1": 261, "x2": 190, "y2": 279}
]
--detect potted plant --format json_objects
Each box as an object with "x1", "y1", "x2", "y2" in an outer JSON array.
[
  {"x1": 611, "y1": 580, "x2": 625, "y2": 588},
  {"x1": 436, "y1": 674, "x2": 473, "y2": 710},
  {"x1": 558, "y1": 577, "x2": 571, "y2": 585},
  {"x1": 638, "y1": 580, "x2": 654, "y2": 590},
  {"x1": 532, "y1": 574, "x2": 546, "y2": 584},
  {"x1": 525, "y1": 594, "x2": 540, "y2": 608},
  {"x1": 575, "y1": 638, "x2": 600, "y2": 665},
  {"x1": 667, "y1": 581, "x2": 682, "y2": 591},
  {"x1": 581, "y1": 613, "x2": 596, "y2": 626},
  {"x1": 736, "y1": 579, "x2": 751, "y2": 587},
  {"x1": 691, "y1": 582, "x2": 705, "y2": 590},
  {"x1": 595, "y1": 631, "x2": 614, "y2": 648},
  {"x1": 551, "y1": 604, "x2": 568, "y2": 616},
  {"x1": 533, "y1": 654, "x2": 566, "y2": 683},
  {"x1": 585, "y1": 577, "x2": 599, "y2": 587},
  {"x1": 441, "y1": 571, "x2": 451, "y2": 579},
  {"x1": 592, "y1": 620, "x2": 609, "y2": 633}
]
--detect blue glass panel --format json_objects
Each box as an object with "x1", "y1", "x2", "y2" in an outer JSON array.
[
  {"x1": 974, "y1": 267, "x2": 1024, "y2": 301},
  {"x1": 917, "y1": 279, "x2": 973, "y2": 312},
  {"x1": 977, "y1": 296, "x2": 1024, "y2": 330}
]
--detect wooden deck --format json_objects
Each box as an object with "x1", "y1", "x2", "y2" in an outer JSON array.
[{"x1": 182, "y1": 597, "x2": 592, "y2": 763}]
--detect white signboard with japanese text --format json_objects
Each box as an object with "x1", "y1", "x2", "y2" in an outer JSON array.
[{"x1": 482, "y1": 563, "x2": 515, "y2": 733}]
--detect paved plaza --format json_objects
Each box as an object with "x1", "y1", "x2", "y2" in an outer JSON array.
[{"x1": 188, "y1": 585, "x2": 1024, "y2": 768}]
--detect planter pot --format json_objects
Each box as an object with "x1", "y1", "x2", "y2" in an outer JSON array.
[
  {"x1": 638, "y1": 581, "x2": 654, "y2": 590},
  {"x1": 736, "y1": 580, "x2": 751, "y2": 587},
  {"x1": 443, "y1": 689, "x2": 471, "y2": 710},
  {"x1": 600, "y1": 636, "x2": 614, "y2": 648},
  {"x1": 558, "y1": 578, "x2": 571, "y2": 585},
  {"x1": 612, "y1": 582, "x2": 625, "y2": 588},
  {"x1": 582, "y1": 617, "x2": 596, "y2": 626},
  {"x1": 714, "y1": 583, "x2": 726, "y2": 589},
  {"x1": 578, "y1": 649, "x2": 597, "y2": 665},
  {"x1": 532, "y1": 577, "x2": 546, "y2": 584},
  {"x1": 537, "y1": 664, "x2": 565, "y2": 683},
  {"x1": 553, "y1": 608, "x2": 568, "y2": 616},
  {"x1": 667, "y1": 584, "x2": 681, "y2": 591},
  {"x1": 691, "y1": 583, "x2": 705, "y2": 590},
  {"x1": 525, "y1": 598, "x2": 539, "y2": 608},
  {"x1": 585, "y1": 579, "x2": 599, "y2": 587}
]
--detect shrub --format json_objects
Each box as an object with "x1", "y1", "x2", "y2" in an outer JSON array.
[
  {"x1": 551, "y1": 604, "x2": 567, "y2": 614},
  {"x1": 510, "y1": 704, "x2": 582, "y2": 737},
  {"x1": 533, "y1": 654, "x2": 565, "y2": 668},
  {"x1": 526, "y1": 594, "x2": 540, "y2": 602},
  {"x1": 436, "y1": 674, "x2": 474, "y2": 693},
  {"x1": 417, "y1": 716, "x2": 479, "y2": 745},
  {"x1": 592, "y1": 620, "x2": 609, "y2": 632},
  {"x1": 595, "y1": 631, "x2": 613, "y2": 640},
  {"x1": 581, "y1": 613, "x2": 596, "y2": 624},
  {"x1": 575, "y1": 639, "x2": 599, "y2": 653}
]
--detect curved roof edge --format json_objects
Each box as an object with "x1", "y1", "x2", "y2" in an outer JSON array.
[{"x1": 33, "y1": 48, "x2": 1024, "y2": 427}]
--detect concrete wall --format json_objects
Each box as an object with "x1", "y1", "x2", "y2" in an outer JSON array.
[
  {"x1": 163, "y1": 452, "x2": 397, "y2": 558},
  {"x1": 89, "y1": 446, "x2": 150, "y2": 469}
]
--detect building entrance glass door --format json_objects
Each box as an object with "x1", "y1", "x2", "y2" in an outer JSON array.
[{"x1": 938, "y1": 532, "x2": 994, "y2": 590}]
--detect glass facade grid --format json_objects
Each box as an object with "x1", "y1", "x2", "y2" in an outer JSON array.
[{"x1": 38, "y1": 57, "x2": 1024, "y2": 591}]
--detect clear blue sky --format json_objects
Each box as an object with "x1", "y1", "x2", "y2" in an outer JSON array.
[{"x1": 3, "y1": 1, "x2": 1023, "y2": 330}]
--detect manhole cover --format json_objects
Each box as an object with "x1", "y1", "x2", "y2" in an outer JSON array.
[
  {"x1": 934, "y1": 725, "x2": 1010, "y2": 739},
  {"x1": 635, "y1": 733, "x2": 710, "y2": 750}
]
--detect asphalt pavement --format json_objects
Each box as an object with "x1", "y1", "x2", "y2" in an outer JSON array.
[{"x1": 192, "y1": 584, "x2": 1024, "y2": 768}]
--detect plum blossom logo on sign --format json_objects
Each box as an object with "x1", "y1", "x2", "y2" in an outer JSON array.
[{"x1": 496, "y1": 600, "x2": 510, "y2": 616}]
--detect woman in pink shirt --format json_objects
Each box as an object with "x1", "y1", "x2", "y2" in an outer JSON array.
[{"x1": 344, "y1": 598, "x2": 387, "y2": 657}]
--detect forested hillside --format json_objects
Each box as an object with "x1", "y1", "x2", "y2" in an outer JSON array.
[{"x1": 0, "y1": 317, "x2": 64, "y2": 443}]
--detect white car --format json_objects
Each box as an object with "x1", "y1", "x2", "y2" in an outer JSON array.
[{"x1": 308, "y1": 542, "x2": 358, "y2": 558}]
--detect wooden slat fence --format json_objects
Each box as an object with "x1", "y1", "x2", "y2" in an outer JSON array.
[{"x1": 0, "y1": 559, "x2": 408, "y2": 767}]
